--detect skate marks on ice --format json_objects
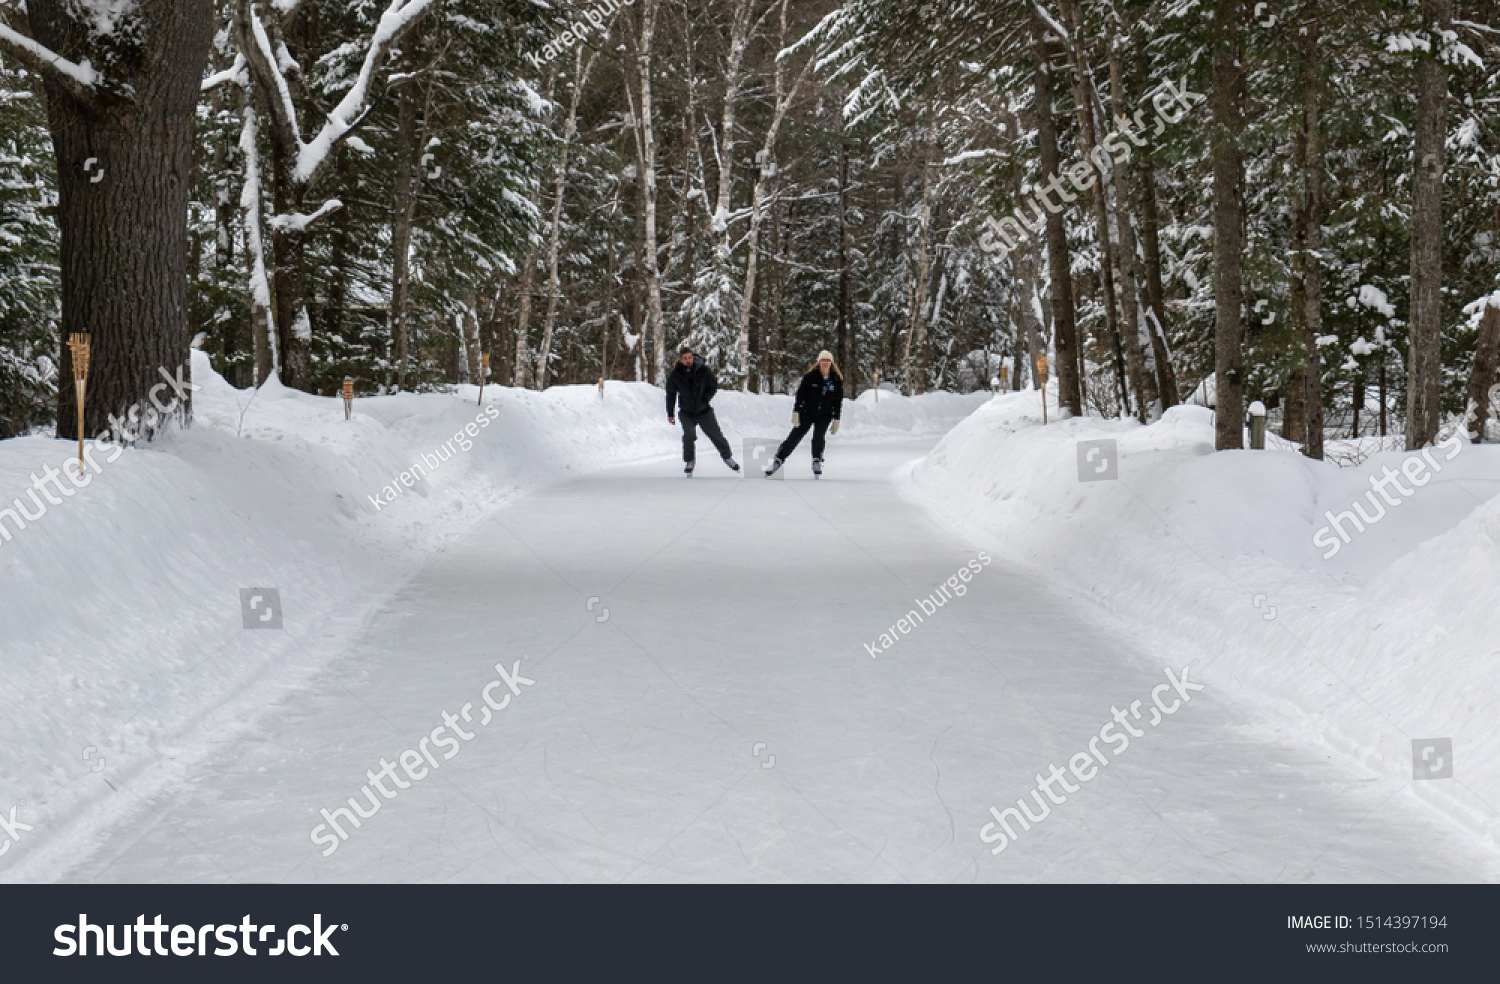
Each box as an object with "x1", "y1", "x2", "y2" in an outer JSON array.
[{"x1": 58, "y1": 441, "x2": 1497, "y2": 883}]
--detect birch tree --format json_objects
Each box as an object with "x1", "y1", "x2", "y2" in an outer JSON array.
[{"x1": 733, "y1": 0, "x2": 815, "y2": 387}]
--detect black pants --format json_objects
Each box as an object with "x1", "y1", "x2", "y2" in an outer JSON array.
[
  {"x1": 776, "y1": 417, "x2": 831, "y2": 461},
  {"x1": 679, "y1": 408, "x2": 732, "y2": 462}
]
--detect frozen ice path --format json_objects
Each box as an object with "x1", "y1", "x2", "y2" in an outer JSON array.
[{"x1": 63, "y1": 440, "x2": 1497, "y2": 882}]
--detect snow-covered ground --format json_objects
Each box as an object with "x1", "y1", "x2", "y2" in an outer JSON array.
[
  {"x1": 16, "y1": 437, "x2": 1494, "y2": 883},
  {"x1": 0, "y1": 353, "x2": 985, "y2": 880},
  {"x1": 5, "y1": 357, "x2": 1498, "y2": 882},
  {"x1": 904, "y1": 388, "x2": 1500, "y2": 856}
]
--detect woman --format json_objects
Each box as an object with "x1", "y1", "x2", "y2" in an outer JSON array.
[{"x1": 765, "y1": 350, "x2": 843, "y2": 477}]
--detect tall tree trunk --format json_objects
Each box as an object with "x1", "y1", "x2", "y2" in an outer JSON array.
[
  {"x1": 636, "y1": 0, "x2": 665, "y2": 384},
  {"x1": 774, "y1": 201, "x2": 793, "y2": 392},
  {"x1": 1108, "y1": 38, "x2": 1151, "y2": 420},
  {"x1": 324, "y1": 154, "x2": 352, "y2": 350},
  {"x1": 1283, "y1": 368, "x2": 1307, "y2": 442},
  {"x1": 1211, "y1": 0, "x2": 1246, "y2": 449},
  {"x1": 1351, "y1": 373, "x2": 1364, "y2": 437},
  {"x1": 390, "y1": 86, "x2": 419, "y2": 390},
  {"x1": 240, "y1": 101, "x2": 278, "y2": 387},
  {"x1": 1285, "y1": 82, "x2": 1310, "y2": 444},
  {"x1": 1300, "y1": 10, "x2": 1325, "y2": 460},
  {"x1": 908, "y1": 141, "x2": 934, "y2": 395},
  {"x1": 1033, "y1": 8, "x2": 1082, "y2": 416},
  {"x1": 462, "y1": 293, "x2": 482, "y2": 385},
  {"x1": 836, "y1": 135, "x2": 854, "y2": 391},
  {"x1": 604, "y1": 184, "x2": 620, "y2": 381},
  {"x1": 707, "y1": 0, "x2": 761, "y2": 361},
  {"x1": 269, "y1": 163, "x2": 313, "y2": 389},
  {"x1": 536, "y1": 41, "x2": 603, "y2": 389},
  {"x1": 249, "y1": 5, "x2": 315, "y2": 392},
  {"x1": 1019, "y1": 240, "x2": 1048, "y2": 391},
  {"x1": 1132, "y1": 37, "x2": 1179, "y2": 408},
  {"x1": 737, "y1": 162, "x2": 771, "y2": 388},
  {"x1": 713, "y1": 0, "x2": 757, "y2": 247},
  {"x1": 513, "y1": 243, "x2": 539, "y2": 387},
  {"x1": 734, "y1": 0, "x2": 810, "y2": 388},
  {"x1": 1059, "y1": 0, "x2": 1129, "y2": 417},
  {"x1": 18, "y1": 0, "x2": 213, "y2": 439},
  {"x1": 512, "y1": 71, "x2": 551, "y2": 389},
  {"x1": 1466, "y1": 299, "x2": 1500, "y2": 442},
  {"x1": 1406, "y1": 0, "x2": 1451, "y2": 449}
]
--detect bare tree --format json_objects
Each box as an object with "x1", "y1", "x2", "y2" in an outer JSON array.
[
  {"x1": 536, "y1": 33, "x2": 611, "y2": 389},
  {"x1": 1406, "y1": 0, "x2": 1452, "y2": 449},
  {"x1": 734, "y1": 0, "x2": 815, "y2": 387},
  {"x1": 1211, "y1": 0, "x2": 1246, "y2": 449},
  {"x1": 1032, "y1": 7, "x2": 1082, "y2": 416}
]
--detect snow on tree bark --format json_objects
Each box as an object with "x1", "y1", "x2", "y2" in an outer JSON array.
[{"x1": 9, "y1": 0, "x2": 215, "y2": 440}]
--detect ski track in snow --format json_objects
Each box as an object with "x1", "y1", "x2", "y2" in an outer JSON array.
[{"x1": 45, "y1": 440, "x2": 1500, "y2": 883}]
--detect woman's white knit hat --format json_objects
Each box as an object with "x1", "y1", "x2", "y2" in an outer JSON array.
[{"x1": 817, "y1": 350, "x2": 834, "y2": 362}]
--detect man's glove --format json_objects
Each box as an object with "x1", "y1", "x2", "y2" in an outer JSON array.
[
  {"x1": 792, "y1": 412, "x2": 800, "y2": 427},
  {"x1": 668, "y1": 417, "x2": 675, "y2": 425},
  {"x1": 830, "y1": 420, "x2": 840, "y2": 436}
]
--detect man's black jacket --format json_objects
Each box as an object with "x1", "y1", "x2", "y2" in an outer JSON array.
[{"x1": 666, "y1": 355, "x2": 719, "y2": 417}]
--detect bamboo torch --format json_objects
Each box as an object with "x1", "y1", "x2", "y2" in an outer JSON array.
[
  {"x1": 67, "y1": 334, "x2": 90, "y2": 467},
  {"x1": 1037, "y1": 353, "x2": 1049, "y2": 425}
]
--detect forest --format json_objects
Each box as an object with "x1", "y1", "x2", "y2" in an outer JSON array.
[{"x1": 2, "y1": 0, "x2": 1498, "y2": 453}]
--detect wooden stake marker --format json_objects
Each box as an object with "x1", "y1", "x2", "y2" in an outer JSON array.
[
  {"x1": 342, "y1": 376, "x2": 354, "y2": 420},
  {"x1": 478, "y1": 352, "x2": 490, "y2": 406}
]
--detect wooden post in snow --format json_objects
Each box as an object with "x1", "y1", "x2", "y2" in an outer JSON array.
[{"x1": 1249, "y1": 400, "x2": 1267, "y2": 449}]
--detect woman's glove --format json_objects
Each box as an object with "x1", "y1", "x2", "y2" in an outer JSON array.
[
  {"x1": 792, "y1": 412, "x2": 800, "y2": 427},
  {"x1": 830, "y1": 420, "x2": 840, "y2": 436}
]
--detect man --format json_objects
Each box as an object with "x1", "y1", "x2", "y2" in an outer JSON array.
[
  {"x1": 766, "y1": 350, "x2": 843, "y2": 478},
  {"x1": 666, "y1": 346, "x2": 740, "y2": 477}
]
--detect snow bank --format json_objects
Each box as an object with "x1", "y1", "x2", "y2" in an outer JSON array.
[
  {"x1": 904, "y1": 390, "x2": 1500, "y2": 852},
  {"x1": 0, "y1": 353, "x2": 986, "y2": 880}
]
